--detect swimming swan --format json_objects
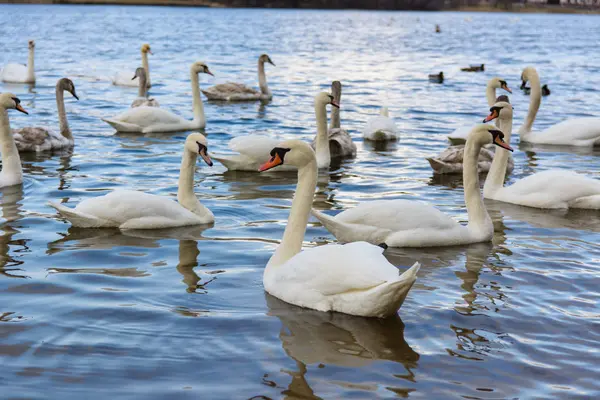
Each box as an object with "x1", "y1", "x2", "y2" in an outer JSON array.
[
  {"x1": 484, "y1": 100, "x2": 600, "y2": 209},
  {"x1": 258, "y1": 139, "x2": 420, "y2": 317},
  {"x1": 519, "y1": 66, "x2": 600, "y2": 147},
  {"x1": 362, "y1": 106, "x2": 398, "y2": 142},
  {"x1": 0, "y1": 93, "x2": 28, "y2": 187},
  {"x1": 311, "y1": 81, "x2": 356, "y2": 158},
  {"x1": 213, "y1": 92, "x2": 338, "y2": 171},
  {"x1": 102, "y1": 61, "x2": 213, "y2": 133},
  {"x1": 202, "y1": 54, "x2": 274, "y2": 101},
  {"x1": 1, "y1": 40, "x2": 35, "y2": 84},
  {"x1": 13, "y1": 78, "x2": 79, "y2": 152},
  {"x1": 48, "y1": 133, "x2": 215, "y2": 228},
  {"x1": 130, "y1": 67, "x2": 159, "y2": 108},
  {"x1": 312, "y1": 125, "x2": 514, "y2": 247},
  {"x1": 112, "y1": 43, "x2": 153, "y2": 88}
]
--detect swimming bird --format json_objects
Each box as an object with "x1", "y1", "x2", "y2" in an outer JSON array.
[
  {"x1": 362, "y1": 106, "x2": 398, "y2": 142},
  {"x1": 0, "y1": 93, "x2": 28, "y2": 188},
  {"x1": 461, "y1": 64, "x2": 485, "y2": 72},
  {"x1": 130, "y1": 67, "x2": 159, "y2": 108},
  {"x1": 112, "y1": 44, "x2": 153, "y2": 88},
  {"x1": 1, "y1": 40, "x2": 35, "y2": 84},
  {"x1": 429, "y1": 72, "x2": 444, "y2": 83}
]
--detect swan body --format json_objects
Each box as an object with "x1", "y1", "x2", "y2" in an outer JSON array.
[
  {"x1": 0, "y1": 93, "x2": 28, "y2": 187},
  {"x1": 362, "y1": 107, "x2": 397, "y2": 142},
  {"x1": 214, "y1": 92, "x2": 338, "y2": 171},
  {"x1": 519, "y1": 66, "x2": 600, "y2": 147},
  {"x1": 483, "y1": 100, "x2": 600, "y2": 209},
  {"x1": 447, "y1": 77, "x2": 512, "y2": 145},
  {"x1": 202, "y1": 54, "x2": 274, "y2": 101},
  {"x1": 312, "y1": 125, "x2": 513, "y2": 247},
  {"x1": 13, "y1": 78, "x2": 78, "y2": 152},
  {"x1": 310, "y1": 81, "x2": 356, "y2": 158},
  {"x1": 113, "y1": 44, "x2": 152, "y2": 87},
  {"x1": 130, "y1": 67, "x2": 159, "y2": 108},
  {"x1": 49, "y1": 133, "x2": 214, "y2": 228},
  {"x1": 259, "y1": 139, "x2": 420, "y2": 318},
  {"x1": 1, "y1": 40, "x2": 35, "y2": 84},
  {"x1": 427, "y1": 144, "x2": 514, "y2": 175},
  {"x1": 103, "y1": 61, "x2": 212, "y2": 133}
]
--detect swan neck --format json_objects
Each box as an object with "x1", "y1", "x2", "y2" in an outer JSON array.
[
  {"x1": 27, "y1": 46, "x2": 35, "y2": 82},
  {"x1": 177, "y1": 150, "x2": 201, "y2": 213},
  {"x1": 56, "y1": 84, "x2": 72, "y2": 140},
  {"x1": 463, "y1": 138, "x2": 490, "y2": 231},
  {"x1": 0, "y1": 110, "x2": 23, "y2": 184},
  {"x1": 314, "y1": 101, "x2": 330, "y2": 169},
  {"x1": 485, "y1": 82, "x2": 496, "y2": 107},
  {"x1": 141, "y1": 52, "x2": 150, "y2": 87},
  {"x1": 258, "y1": 60, "x2": 269, "y2": 95},
  {"x1": 330, "y1": 87, "x2": 341, "y2": 130},
  {"x1": 520, "y1": 73, "x2": 541, "y2": 136},
  {"x1": 268, "y1": 159, "x2": 318, "y2": 269},
  {"x1": 484, "y1": 113, "x2": 513, "y2": 198},
  {"x1": 190, "y1": 70, "x2": 206, "y2": 126},
  {"x1": 137, "y1": 72, "x2": 148, "y2": 98}
]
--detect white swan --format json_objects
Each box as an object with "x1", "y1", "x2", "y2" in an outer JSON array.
[
  {"x1": 213, "y1": 92, "x2": 338, "y2": 171},
  {"x1": 1, "y1": 40, "x2": 36, "y2": 84},
  {"x1": 130, "y1": 67, "x2": 159, "y2": 108},
  {"x1": 13, "y1": 78, "x2": 79, "y2": 152},
  {"x1": 103, "y1": 61, "x2": 213, "y2": 133},
  {"x1": 0, "y1": 93, "x2": 28, "y2": 187},
  {"x1": 483, "y1": 100, "x2": 600, "y2": 209},
  {"x1": 112, "y1": 43, "x2": 152, "y2": 88},
  {"x1": 310, "y1": 81, "x2": 356, "y2": 158},
  {"x1": 362, "y1": 106, "x2": 397, "y2": 141},
  {"x1": 312, "y1": 125, "x2": 514, "y2": 247},
  {"x1": 202, "y1": 54, "x2": 275, "y2": 101},
  {"x1": 447, "y1": 77, "x2": 512, "y2": 145},
  {"x1": 258, "y1": 139, "x2": 420, "y2": 318},
  {"x1": 48, "y1": 133, "x2": 215, "y2": 228},
  {"x1": 519, "y1": 66, "x2": 600, "y2": 147}
]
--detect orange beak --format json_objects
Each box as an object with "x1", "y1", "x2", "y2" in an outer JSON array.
[
  {"x1": 259, "y1": 153, "x2": 283, "y2": 172},
  {"x1": 494, "y1": 136, "x2": 513, "y2": 152},
  {"x1": 484, "y1": 109, "x2": 498, "y2": 123},
  {"x1": 16, "y1": 104, "x2": 28, "y2": 115},
  {"x1": 331, "y1": 100, "x2": 340, "y2": 108},
  {"x1": 503, "y1": 85, "x2": 512, "y2": 94},
  {"x1": 199, "y1": 148, "x2": 213, "y2": 166}
]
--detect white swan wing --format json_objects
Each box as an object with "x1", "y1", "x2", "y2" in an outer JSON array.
[
  {"x1": 110, "y1": 106, "x2": 185, "y2": 127},
  {"x1": 539, "y1": 118, "x2": 600, "y2": 145},
  {"x1": 112, "y1": 70, "x2": 138, "y2": 87},
  {"x1": 1, "y1": 63, "x2": 29, "y2": 83},
  {"x1": 363, "y1": 116, "x2": 397, "y2": 140},
  {"x1": 447, "y1": 126, "x2": 471, "y2": 144},
  {"x1": 228, "y1": 135, "x2": 281, "y2": 161}
]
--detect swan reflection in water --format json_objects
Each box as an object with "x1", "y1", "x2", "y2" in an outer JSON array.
[{"x1": 0, "y1": 185, "x2": 26, "y2": 278}]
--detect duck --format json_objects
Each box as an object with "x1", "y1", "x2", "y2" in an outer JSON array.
[
  {"x1": 429, "y1": 72, "x2": 444, "y2": 83},
  {"x1": 130, "y1": 67, "x2": 159, "y2": 108},
  {"x1": 112, "y1": 44, "x2": 153, "y2": 88},
  {"x1": 258, "y1": 139, "x2": 420, "y2": 318},
  {"x1": 310, "y1": 81, "x2": 356, "y2": 158},
  {"x1": 202, "y1": 54, "x2": 275, "y2": 101},
  {"x1": 435, "y1": 24, "x2": 441, "y2": 33},
  {"x1": 0, "y1": 93, "x2": 28, "y2": 188},
  {"x1": 362, "y1": 106, "x2": 398, "y2": 142},
  {"x1": 311, "y1": 124, "x2": 513, "y2": 247},
  {"x1": 48, "y1": 133, "x2": 215, "y2": 229},
  {"x1": 102, "y1": 61, "x2": 213, "y2": 133},
  {"x1": 447, "y1": 77, "x2": 512, "y2": 145},
  {"x1": 519, "y1": 67, "x2": 600, "y2": 146},
  {"x1": 461, "y1": 64, "x2": 485, "y2": 72},
  {"x1": 213, "y1": 92, "x2": 338, "y2": 171},
  {"x1": 522, "y1": 83, "x2": 550, "y2": 96},
  {"x1": 483, "y1": 99, "x2": 600, "y2": 209},
  {"x1": 13, "y1": 78, "x2": 79, "y2": 152},
  {"x1": 1, "y1": 40, "x2": 36, "y2": 84}
]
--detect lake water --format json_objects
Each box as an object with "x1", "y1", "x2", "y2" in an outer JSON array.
[{"x1": 1, "y1": 5, "x2": 599, "y2": 398}]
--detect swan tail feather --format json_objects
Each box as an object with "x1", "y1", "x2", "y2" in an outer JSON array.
[
  {"x1": 568, "y1": 195, "x2": 600, "y2": 210},
  {"x1": 311, "y1": 209, "x2": 390, "y2": 244},
  {"x1": 427, "y1": 157, "x2": 457, "y2": 174},
  {"x1": 213, "y1": 155, "x2": 257, "y2": 171},
  {"x1": 102, "y1": 118, "x2": 140, "y2": 133},
  {"x1": 48, "y1": 201, "x2": 113, "y2": 228}
]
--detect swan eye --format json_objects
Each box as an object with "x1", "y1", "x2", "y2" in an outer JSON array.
[{"x1": 196, "y1": 141, "x2": 207, "y2": 153}]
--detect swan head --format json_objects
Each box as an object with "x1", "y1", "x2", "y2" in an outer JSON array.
[
  {"x1": 0, "y1": 93, "x2": 28, "y2": 114},
  {"x1": 484, "y1": 100, "x2": 513, "y2": 123},
  {"x1": 28, "y1": 40, "x2": 35, "y2": 49},
  {"x1": 185, "y1": 133, "x2": 213, "y2": 166},
  {"x1": 520, "y1": 66, "x2": 538, "y2": 90},
  {"x1": 259, "y1": 54, "x2": 275, "y2": 66},
  {"x1": 141, "y1": 44, "x2": 152, "y2": 55},
  {"x1": 259, "y1": 140, "x2": 315, "y2": 172},
  {"x1": 132, "y1": 67, "x2": 147, "y2": 81},
  {"x1": 488, "y1": 77, "x2": 512, "y2": 93},
  {"x1": 469, "y1": 124, "x2": 513, "y2": 152},
  {"x1": 315, "y1": 92, "x2": 339, "y2": 109},
  {"x1": 191, "y1": 62, "x2": 214, "y2": 77},
  {"x1": 58, "y1": 78, "x2": 79, "y2": 100}
]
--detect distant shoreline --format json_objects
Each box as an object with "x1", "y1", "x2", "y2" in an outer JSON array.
[{"x1": 1, "y1": 0, "x2": 600, "y2": 15}]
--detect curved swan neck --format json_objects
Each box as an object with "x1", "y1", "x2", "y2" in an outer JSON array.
[
  {"x1": 141, "y1": 51, "x2": 150, "y2": 87},
  {"x1": 484, "y1": 113, "x2": 513, "y2": 198},
  {"x1": 0, "y1": 109, "x2": 23, "y2": 185},
  {"x1": 27, "y1": 46, "x2": 35, "y2": 82},
  {"x1": 177, "y1": 149, "x2": 201, "y2": 213},
  {"x1": 520, "y1": 72, "x2": 541, "y2": 136},
  {"x1": 330, "y1": 86, "x2": 341, "y2": 130},
  {"x1": 190, "y1": 70, "x2": 206, "y2": 126},
  {"x1": 56, "y1": 84, "x2": 71, "y2": 140},
  {"x1": 268, "y1": 159, "x2": 318, "y2": 269},
  {"x1": 258, "y1": 59, "x2": 270, "y2": 95},
  {"x1": 314, "y1": 101, "x2": 331, "y2": 169},
  {"x1": 463, "y1": 137, "x2": 491, "y2": 232},
  {"x1": 137, "y1": 71, "x2": 148, "y2": 98},
  {"x1": 485, "y1": 82, "x2": 497, "y2": 107}
]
